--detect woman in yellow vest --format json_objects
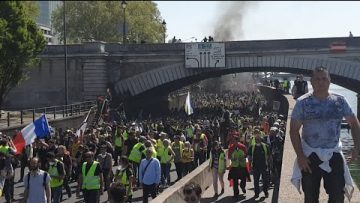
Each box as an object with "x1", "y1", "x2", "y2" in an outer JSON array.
[
  {"x1": 182, "y1": 141, "x2": 194, "y2": 176},
  {"x1": 171, "y1": 135, "x2": 184, "y2": 182},
  {"x1": 228, "y1": 145, "x2": 247, "y2": 198},
  {"x1": 114, "y1": 156, "x2": 133, "y2": 203},
  {"x1": 208, "y1": 141, "x2": 226, "y2": 198}
]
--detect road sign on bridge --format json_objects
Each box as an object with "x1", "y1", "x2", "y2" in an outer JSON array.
[{"x1": 185, "y1": 42, "x2": 225, "y2": 68}]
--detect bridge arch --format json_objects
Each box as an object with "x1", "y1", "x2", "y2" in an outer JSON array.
[{"x1": 114, "y1": 55, "x2": 360, "y2": 98}]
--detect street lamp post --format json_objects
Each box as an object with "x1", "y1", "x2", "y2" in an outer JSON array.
[
  {"x1": 162, "y1": 20, "x2": 166, "y2": 43},
  {"x1": 63, "y1": 1, "x2": 68, "y2": 105},
  {"x1": 121, "y1": 1, "x2": 127, "y2": 44}
]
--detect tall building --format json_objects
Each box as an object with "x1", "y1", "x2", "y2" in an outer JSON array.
[{"x1": 36, "y1": 1, "x2": 62, "y2": 45}]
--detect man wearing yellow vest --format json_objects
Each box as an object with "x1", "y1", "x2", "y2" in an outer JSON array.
[
  {"x1": 46, "y1": 152, "x2": 65, "y2": 203},
  {"x1": 77, "y1": 151, "x2": 104, "y2": 203},
  {"x1": 128, "y1": 136, "x2": 146, "y2": 188},
  {"x1": 113, "y1": 125, "x2": 124, "y2": 166},
  {"x1": 158, "y1": 139, "x2": 175, "y2": 187},
  {"x1": 209, "y1": 141, "x2": 226, "y2": 198},
  {"x1": 248, "y1": 129, "x2": 270, "y2": 199}
]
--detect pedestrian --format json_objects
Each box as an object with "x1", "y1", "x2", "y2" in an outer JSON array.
[
  {"x1": 290, "y1": 66, "x2": 360, "y2": 203},
  {"x1": 128, "y1": 136, "x2": 146, "y2": 188},
  {"x1": 96, "y1": 144, "x2": 113, "y2": 191},
  {"x1": 139, "y1": 148, "x2": 161, "y2": 203},
  {"x1": 182, "y1": 141, "x2": 194, "y2": 175},
  {"x1": 158, "y1": 139, "x2": 175, "y2": 187},
  {"x1": 47, "y1": 152, "x2": 65, "y2": 203},
  {"x1": 248, "y1": 129, "x2": 270, "y2": 198},
  {"x1": 171, "y1": 135, "x2": 184, "y2": 182},
  {"x1": 56, "y1": 145, "x2": 72, "y2": 200},
  {"x1": 113, "y1": 125, "x2": 124, "y2": 166},
  {"x1": 228, "y1": 140, "x2": 247, "y2": 198},
  {"x1": 19, "y1": 144, "x2": 33, "y2": 183},
  {"x1": 23, "y1": 157, "x2": 51, "y2": 203},
  {"x1": 76, "y1": 151, "x2": 104, "y2": 203},
  {"x1": 114, "y1": 156, "x2": 133, "y2": 202},
  {"x1": 208, "y1": 141, "x2": 226, "y2": 198},
  {"x1": 182, "y1": 182, "x2": 202, "y2": 203},
  {"x1": 0, "y1": 151, "x2": 13, "y2": 203},
  {"x1": 291, "y1": 74, "x2": 308, "y2": 99}
]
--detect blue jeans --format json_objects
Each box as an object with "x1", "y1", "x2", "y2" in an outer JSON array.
[
  {"x1": 161, "y1": 163, "x2": 171, "y2": 185},
  {"x1": 51, "y1": 186, "x2": 63, "y2": 203},
  {"x1": 302, "y1": 153, "x2": 345, "y2": 203}
]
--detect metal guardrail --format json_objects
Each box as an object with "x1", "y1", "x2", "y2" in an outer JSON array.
[{"x1": 0, "y1": 101, "x2": 97, "y2": 128}]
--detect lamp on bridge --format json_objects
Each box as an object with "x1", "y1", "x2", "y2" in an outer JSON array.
[
  {"x1": 162, "y1": 19, "x2": 166, "y2": 43},
  {"x1": 121, "y1": 0, "x2": 127, "y2": 44}
]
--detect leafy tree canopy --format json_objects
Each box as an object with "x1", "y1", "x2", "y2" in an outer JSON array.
[
  {"x1": 52, "y1": 1, "x2": 166, "y2": 44},
  {"x1": 0, "y1": 1, "x2": 46, "y2": 108}
]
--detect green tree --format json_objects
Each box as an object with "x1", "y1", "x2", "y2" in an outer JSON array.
[
  {"x1": 0, "y1": 1, "x2": 46, "y2": 108},
  {"x1": 22, "y1": 1, "x2": 40, "y2": 20},
  {"x1": 51, "y1": 1, "x2": 166, "y2": 44}
]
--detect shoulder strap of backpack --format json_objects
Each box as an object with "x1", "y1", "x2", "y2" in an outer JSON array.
[
  {"x1": 27, "y1": 172, "x2": 31, "y2": 190},
  {"x1": 43, "y1": 172, "x2": 48, "y2": 187}
]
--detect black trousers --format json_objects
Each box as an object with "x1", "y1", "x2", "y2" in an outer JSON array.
[
  {"x1": 302, "y1": 152, "x2": 345, "y2": 203},
  {"x1": 3, "y1": 178, "x2": 13, "y2": 203},
  {"x1": 83, "y1": 189, "x2": 100, "y2": 203},
  {"x1": 114, "y1": 146, "x2": 122, "y2": 165},
  {"x1": 253, "y1": 167, "x2": 269, "y2": 195},
  {"x1": 229, "y1": 167, "x2": 247, "y2": 196},
  {"x1": 174, "y1": 162, "x2": 183, "y2": 180},
  {"x1": 142, "y1": 183, "x2": 157, "y2": 203}
]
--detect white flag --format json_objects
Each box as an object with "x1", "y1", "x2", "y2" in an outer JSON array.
[
  {"x1": 184, "y1": 92, "x2": 194, "y2": 115},
  {"x1": 76, "y1": 107, "x2": 92, "y2": 137}
]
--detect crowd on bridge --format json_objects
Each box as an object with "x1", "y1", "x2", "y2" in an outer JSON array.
[{"x1": 0, "y1": 87, "x2": 287, "y2": 203}]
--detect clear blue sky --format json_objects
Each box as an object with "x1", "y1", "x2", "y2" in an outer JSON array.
[{"x1": 155, "y1": 1, "x2": 360, "y2": 42}]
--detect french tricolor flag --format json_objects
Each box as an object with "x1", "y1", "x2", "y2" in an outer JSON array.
[{"x1": 13, "y1": 114, "x2": 51, "y2": 154}]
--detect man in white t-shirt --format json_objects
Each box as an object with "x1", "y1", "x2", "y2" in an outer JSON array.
[{"x1": 23, "y1": 157, "x2": 51, "y2": 203}]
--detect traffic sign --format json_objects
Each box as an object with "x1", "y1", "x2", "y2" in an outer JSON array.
[{"x1": 185, "y1": 42, "x2": 225, "y2": 68}]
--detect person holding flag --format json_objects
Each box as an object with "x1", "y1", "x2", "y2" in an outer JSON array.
[{"x1": 12, "y1": 114, "x2": 52, "y2": 155}]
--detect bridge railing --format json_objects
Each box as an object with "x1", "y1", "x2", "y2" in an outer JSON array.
[{"x1": 0, "y1": 101, "x2": 97, "y2": 129}]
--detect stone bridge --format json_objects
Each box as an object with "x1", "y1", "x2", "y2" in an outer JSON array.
[{"x1": 4, "y1": 37, "x2": 360, "y2": 110}]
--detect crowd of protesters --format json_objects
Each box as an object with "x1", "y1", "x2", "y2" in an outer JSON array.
[{"x1": 0, "y1": 86, "x2": 287, "y2": 203}]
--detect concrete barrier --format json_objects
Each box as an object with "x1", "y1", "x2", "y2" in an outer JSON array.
[{"x1": 152, "y1": 159, "x2": 212, "y2": 203}]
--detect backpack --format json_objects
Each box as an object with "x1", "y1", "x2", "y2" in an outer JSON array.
[{"x1": 27, "y1": 171, "x2": 48, "y2": 189}]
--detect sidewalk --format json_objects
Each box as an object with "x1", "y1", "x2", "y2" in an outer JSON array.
[{"x1": 201, "y1": 170, "x2": 275, "y2": 203}]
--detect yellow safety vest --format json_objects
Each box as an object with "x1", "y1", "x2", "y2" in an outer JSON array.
[
  {"x1": 122, "y1": 131, "x2": 128, "y2": 141},
  {"x1": 128, "y1": 143, "x2": 143, "y2": 163},
  {"x1": 230, "y1": 149, "x2": 246, "y2": 168},
  {"x1": 186, "y1": 127, "x2": 194, "y2": 138},
  {"x1": 82, "y1": 161, "x2": 100, "y2": 190},
  {"x1": 115, "y1": 136, "x2": 122, "y2": 147},
  {"x1": 159, "y1": 147, "x2": 172, "y2": 164},
  {"x1": 209, "y1": 150, "x2": 226, "y2": 174},
  {"x1": 251, "y1": 143, "x2": 268, "y2": 166},
  {"x1": 0, "y1": 146, "x2": 9, "y2": 155},
  {"x1": 171, "y1": 141, "x2": 184, "y2": 157},
  {"x1": 142, "y1": 146, "x2": 157, "y2": 158},
  {"x1": 49, "y1": 159, "x2": 64, "y2": 188},
  {"x1": 118, "y1": 168, "x2": 132, "y2": 195}
]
